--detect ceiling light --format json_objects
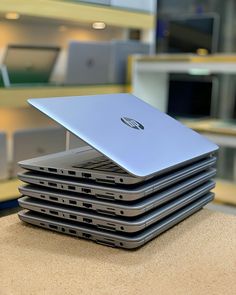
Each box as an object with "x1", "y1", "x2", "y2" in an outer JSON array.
[
  {"x1": 92, "y1": 22, "x2": 106, "y2": 30},
  {"x1": 5, "y1": 12, "x2": 20, "y2": 20}
]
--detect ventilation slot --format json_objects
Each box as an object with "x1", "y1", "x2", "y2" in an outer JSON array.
[
  {"x1": 97, "y1": 209, "x2": 116, "y2": 216},
  {"x1": 96, "y1": 240, "x2": 115, "y2": 247},
  {"x1": 96, "y1": 178, "x2": 115, "y2": 184},
  {"x1": 48, "y1": 182, "x2": 57, "y2": 187},
  {"x1": 96, "y1": 194, "x2": 114, "y2": 200}
]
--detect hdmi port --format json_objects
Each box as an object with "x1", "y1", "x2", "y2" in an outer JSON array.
[{"x1": 48, "y1": 168, "x2": 57, "y2": 173}]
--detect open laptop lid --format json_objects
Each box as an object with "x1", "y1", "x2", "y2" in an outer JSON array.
[
  {"x1": 28, "y1": 93, "x2": 218, "y2": 177},
  {"x1": 3, "y1": 45, "x2": 60, "y2": 85}
]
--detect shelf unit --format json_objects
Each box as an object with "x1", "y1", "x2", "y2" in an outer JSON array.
[
  {"x1": 131, "y1": 54, "x2": 236, "y2": 112},
  {"x1": 0, "y1": 0, "x2": 154, "y2": 29},
  {"x1": 0, "y1": 85, "x2": 127, "y2": 108}
]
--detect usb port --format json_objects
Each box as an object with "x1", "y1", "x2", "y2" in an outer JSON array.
[
  {"x1": 82, "y1": 188, "x2": 91, "y2": 194},
  {"x1": 83, "y1": 218, "x2": 92, "y2": 224},
  {"x1": 69, "y1": 229, "x2": 76, "y2": 234},
  {"x1": 83, "y1": 202, "x2": 92, "y2": 209},
  {"x1": 82, "y1": 173, "x2": 91, "y2": 178},
  {"x1": 68, "y1": 171, "x2": 76, "y2": 175},
  {"x1": 83, "y1": 233, "x2": 91, "y2": 238},
  {"x1": 70, "y1": 214, "x2": 77, "y2": 219}
]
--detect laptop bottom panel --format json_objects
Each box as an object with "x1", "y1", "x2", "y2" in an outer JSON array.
[{"x1": 18, "y1": 193, "x2": 213, "y2": 249}]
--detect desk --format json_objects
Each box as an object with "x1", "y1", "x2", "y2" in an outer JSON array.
[{"x1": 1, "y1": 210, "x2": 236, "y2": 294}]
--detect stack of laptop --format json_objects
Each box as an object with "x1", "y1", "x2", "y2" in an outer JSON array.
[{"x1": 18, "y1": 94, "x2": 218, "y2": 249}]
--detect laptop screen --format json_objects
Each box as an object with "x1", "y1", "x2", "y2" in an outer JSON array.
[
  {"x1": 3, "y1": 45, "x2": 60, "y2": 84},
  {"x1": 167, "y1": 76, "x2": 213, "y2": 118}
]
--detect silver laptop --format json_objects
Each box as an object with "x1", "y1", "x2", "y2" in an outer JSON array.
[
  {"x1": 65, "y1": 41, "x2": 111, "y2": 85},
  {"x1": 18, "y1": 193, "x2": 214, "y2": 249},
  {"x1": 0, "y1": 132, "x2": 8, "y2": 180},
  {"x1": 19, "y1": 173, "x2": 215, "y2": 217},
  {"x1": 3, "y1": 44, "x2": 60, "y2": 86},
  {"x1": 12, "y1": 127, "x2": 66, "y2": 177},
  {"x1": 18, "y1": 181, "x2": 215, "y2": 233},
  {"x1": 20, "y1": 94, "x2": 218, "y2": 185},
  {"x1": 110, "y1": 40, "x2": 150, "y2": 84},
  {"x1": 19, "y1": 174, "x2": 215, "y2": 217},
  {"x1": 18, "y1": 165, "x2": 216, "y2": 202},
  {"x1": 19, "y1": 147, "x2": 216, "y2": 186}
]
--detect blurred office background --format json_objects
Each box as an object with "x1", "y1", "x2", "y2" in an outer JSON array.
[{"x1": 0, "y1": 0, "x2": 236, "y2": 215}]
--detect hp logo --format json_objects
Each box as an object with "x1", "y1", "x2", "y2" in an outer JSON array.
[{"x1": 121, "y1": 117, "x2": 144, "y2": 130}]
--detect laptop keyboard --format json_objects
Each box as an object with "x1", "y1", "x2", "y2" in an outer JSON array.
[{"x1": 72, "y1": 156, "x2": 127, "y2": 174}]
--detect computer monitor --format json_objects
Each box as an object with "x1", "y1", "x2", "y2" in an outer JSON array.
[
  {"x1": 156, "y1": 13, "x2": 219, "y2": 54},
  {"x1": 167, "y1": 75, "x2": 218, "y2": 118},
  {"x1": 3, "y1": 45, "x2": 60, "y2": 85}
]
